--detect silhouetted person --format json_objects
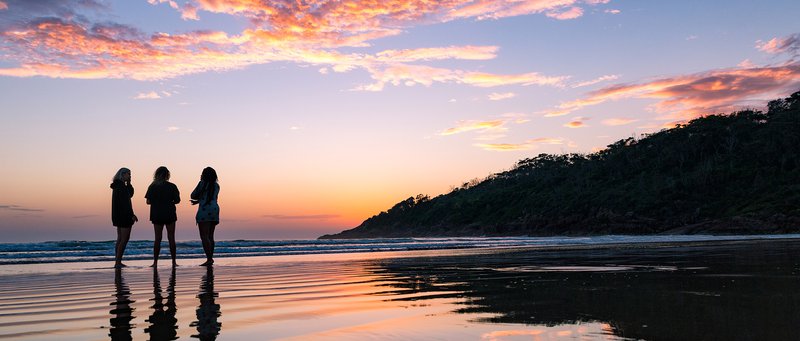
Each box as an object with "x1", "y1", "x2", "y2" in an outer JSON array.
[
  {"x1": 145, "y1": 267, "x2": 178, "y2": 340},
  {"x1": 145, "y1": 166, "x2": 181, "y2": 267},
  {"x1": 109, "y1": 268, "x2": 135, "y2": 341},
  {"x1": 111, "y1": 167, "x2": 138, "y2": 268},
  {"x1": 191, "y1": 265, "x2": 221, "y2": 340},
  {"x1": 191, "y1": 167, "x2": 220, "y2": 266}
]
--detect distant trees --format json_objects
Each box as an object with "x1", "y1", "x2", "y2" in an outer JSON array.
[{"x1": 321, "y1": 91, "x2": 800, "y2": 239}]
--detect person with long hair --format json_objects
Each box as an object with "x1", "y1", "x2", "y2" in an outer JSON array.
[
  {"x1": 190, "y1": 167, "x2": 220, "y2": 266},
  {"x1": 145, "y1": 166, "x2": 181, "y2": 267},
  {"x1": 111, "y1": 167, "x2": 137, "y2": 268}
]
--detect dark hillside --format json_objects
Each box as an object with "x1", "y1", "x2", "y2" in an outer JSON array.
[{"x1": 321, "y1": 91, "x2": 800, "y2": 239}]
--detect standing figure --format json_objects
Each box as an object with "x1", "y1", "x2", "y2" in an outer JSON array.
[
  {"x1": 191, "y1": 167, "x2": 220, "y2": 266},
  {"x1": 111, "y1": 167, "x2": 137, "y2": 268},
  {"x1": 145, "y1": 166, "x2": 181, "y2": 267}
]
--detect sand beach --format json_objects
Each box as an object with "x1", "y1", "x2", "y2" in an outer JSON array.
[{"x1": 1, "y1": 238, "x2": 799, "y2": 340}]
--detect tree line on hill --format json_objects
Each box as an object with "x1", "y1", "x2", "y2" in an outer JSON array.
[{"x1": 320, "y1": 91, "x2": 800, "y2": 239}]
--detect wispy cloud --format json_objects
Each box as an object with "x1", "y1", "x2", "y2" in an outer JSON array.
[
  {"x1": 572, "y1": 74, "x2": 619, "y2": 88},
  {"x1": 134, "y1": 91, "x2": 162, "y2": 100},
  {"x1": 475, "y1": 137, "x2": 565, "y2": 151},
  {"x1": 440, "y1": 120, "x2": 506, "y2": 136},
  {"x1": 166, "y1": 126, "x2": 194, "y2": 132},
  {"x1": 546, "y1": 6, "x2": 583, "y2": 20},
  {"x1": 440, "y1": 113, "x2": 532, "y2": 139},
  {"x1": 757, "y1": 33, "x2": 800, "y2": 56},
  {"x1": 375, "y1": 45, "x2": 498, "y2": 62},
  {"x1": 0, "y1": 1, "x2": 8, "y2": 11},
  {"x1": 0, "y1": 204, "x2": 44, "y2": 212},
  {"x1": 0, "y1": 0, "x2": 597, "y2": 87},
  {"x1": 543, "y1": 62, "x2": 800, "y2": 121},
  {"x1": 263, "y1": 214, "x2": 340, "y2": 220},
  {"x1": 488, "y1": 92, "x2": 516, "y2": 101},
  {"x1": 356, "y1": 64, "x2": 567, "y2": 91},
  {"x1": 71, "y1": 214, "x2": 98, "y2": 219},
  {"x1": 605, "y1": 9, "x2": 621, "y2": 14},
  {"x1": 564, "y1": 117, "x2": 589, "y2": 128}
]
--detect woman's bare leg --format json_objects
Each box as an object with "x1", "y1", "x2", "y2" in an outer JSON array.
[
  {"x1": 166, "y1": 223, "x2": 177, "y2": 266},
  {"x1": 115, "y1": 227, "x2": 131, "y2": 268},
  {"x1": 198, "y1": 223, "x2": 215, "y2": 265},
  {"x1": 152, "y1": 224, "x2": 164, "y2": 267}
]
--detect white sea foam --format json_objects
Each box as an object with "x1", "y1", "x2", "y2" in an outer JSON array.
[{"x1": 1, "y1": 234, "x2": 798, "y2": 265}]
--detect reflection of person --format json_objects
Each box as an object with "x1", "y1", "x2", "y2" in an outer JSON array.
[
  {"x1": 145, "y1": 166, "x2": 181, "y2": 267},
  {"x1": 145, "y1": 267, "x2": 178, "y2": 340},
  {"x1": 190, "y1": 167, "x2": 220, "y2": 266},
  {"x1": 111, "y1": 168, "x2": 138, "y2": 268},
  {"x1": 109, "y1": 268, "x2": 135, "y2": 341},
  {"x1": 191, "y1": 265, "x2": 221, "y2": 340}
]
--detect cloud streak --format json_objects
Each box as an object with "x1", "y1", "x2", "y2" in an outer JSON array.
[
  {"x1": 0, "y1": 204, "x2": 44, "y2": 212},
  {"x1": 488, "y1": 92, "x2": 516, "y2": 101},
  {"x1": 757, "y1": 33, "x2": 800, "y2": 56},
  {"x1": 440, "y1": 120, "x2": 506, "y2": 136},
  {"x1": 0, "y1": 0, "x2": 592, "y2": 86},
  {"x1": 134, "y1": 91, "x2": 162, "y2": 99},
  {"x1": 564, "y1": 117, "x2": 589, "y2": 128},
  {"x1": 475, "y1": 137, "x2": 565, "y2": 151},
  {"x1": 572, "y1": 74, "x2": 619, "y2": 88},
  {"x1": 544, "y1": 62, "x2": 800, "y2": 121}
]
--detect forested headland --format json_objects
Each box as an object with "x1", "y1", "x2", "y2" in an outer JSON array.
[{"x1": 321, "y1": 91, "x2": 800, "y2": 239}]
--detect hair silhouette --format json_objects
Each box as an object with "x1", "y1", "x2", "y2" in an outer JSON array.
[
  {"x1": 153, "y1": 166, "x2": 171, "y2": 184},
  {"x1": 113, "y1": 168, "x2": 130, "y2": 182},
  {"x1": 200, "y1": 167, "x2": 218, "y2": 205}
]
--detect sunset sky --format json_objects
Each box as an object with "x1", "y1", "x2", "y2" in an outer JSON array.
[{"x1": 1, "y1": 0, "x2": 799, "y2": 242}]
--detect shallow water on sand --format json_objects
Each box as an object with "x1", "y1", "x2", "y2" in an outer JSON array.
[{"x1": 1, "y1": 240, "x2": 799, "y2": 340}]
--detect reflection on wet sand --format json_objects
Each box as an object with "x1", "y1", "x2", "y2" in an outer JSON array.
[
  {"x1": 369, "y1": 241, "x2": 800, "y2": 340},
  {"x1": 144, "y1": 267, "x2": 178, "y2": 340},
  {"x1": 191, "y1": 265, "x2": 221, "y2": 340},
  {"x1": 5, "y1": 240, "x2": 800, "y2": 340},
  {"x1": 109, "y1": 268, "x2": 135, "y2": 341}
]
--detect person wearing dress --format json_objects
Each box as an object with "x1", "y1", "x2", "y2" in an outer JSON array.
[
  {"x1": 190, "y1": 167, "x2": 220, "y2": 266},
  {"x1": 145, "y1": 166, "x2": 181, "y2": 267},
  {"x1": 111, "y1": 167, "x2": 138, "y2": 268}
]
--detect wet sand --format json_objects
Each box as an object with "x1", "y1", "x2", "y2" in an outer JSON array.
[{"x1": 1, "y1": 238, "x2": 799, "y2": 340}]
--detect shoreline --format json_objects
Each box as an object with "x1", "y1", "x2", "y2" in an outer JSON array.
[
  {"x1": 2, "y1": 235, "x2": 800, "y2": 340},
  {"x1": 3, "y1": 234, "x2": 799, "y2": 276}
]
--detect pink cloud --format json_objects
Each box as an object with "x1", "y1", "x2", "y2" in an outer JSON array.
[
  {"x1": 756, "y1": 33, "x2": 800, "y2": 56},
  {"x1": 543, "y1": 62, "x2": 800, "y2": 121},
  {"x1": 134, "y1": 91, "x2": 161, "y2": 99},
  {"x1": 546, "y1": 6, "x2": 583, "y2": 20},
  {"x1": 0, "y1": 0, "x2": 596, "y2": 85},
  {"x1": 357, "y1": 64, "x2": 567, "y2": 91},
  {"x1": 564, "y1": 117, "x2": 589, "y2": 128},
  {"x1": 572, "y1": 74, "x2": 619, "y2": 88},
  {"x1": 441, "y1": 120, "x2": 506, "y2": 136},
  {"x1": 0, "y1": 1, "x2": 8, "y2": 10},
  {"x1": 488, "y1": 92, "x2": 516, "y2": 101},
  {"x1": 375, "y1": 46, "x2": 498, "y2": 62},
  {"x1": 475, "y1": 137, "x2": 566, "y2": 151}
]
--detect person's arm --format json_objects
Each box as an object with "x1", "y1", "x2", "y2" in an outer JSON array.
[
  {"x1": 127, "y1": 183, "x2": 135, "y2": 198},
  {"x1": 190, "y1": 181, "x2": 203, "y2": 200},
  {"x1": 173, "y1": 184, "x2": 181, "y2": 205},
  {"x1": 145, "y1": 185, "x2": 152, "y2": 205}
]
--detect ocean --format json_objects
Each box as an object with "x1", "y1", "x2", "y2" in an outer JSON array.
[{"x1": 2, "y1": 234, "x2": 799, "y2": 265}]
